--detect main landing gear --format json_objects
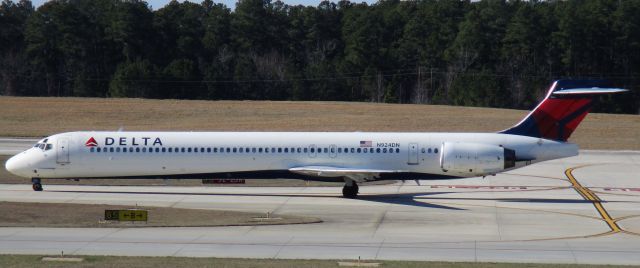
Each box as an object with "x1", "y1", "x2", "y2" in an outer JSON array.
[
  {"x1": 31, "y1": 178, "x2": 43, "y2": 191},
  {"x1": 342, "y1": 180, "x2": 359, "y2": 198}
]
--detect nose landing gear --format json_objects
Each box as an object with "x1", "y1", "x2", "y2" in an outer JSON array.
[{"x1": 31, "y1": 178, "x2": 43, "y2": 191}]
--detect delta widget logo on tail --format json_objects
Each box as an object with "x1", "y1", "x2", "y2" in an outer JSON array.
[{"x1": 85, "y1": 137, "x2": 98, "y2": 147}]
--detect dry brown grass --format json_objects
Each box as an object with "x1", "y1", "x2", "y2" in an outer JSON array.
[
  {"x1": 0, "y1": 202, "x2": 319, "y2": 228},
  {"x1": 0, "y1": 97, "x2": 638, "y2": 150}
]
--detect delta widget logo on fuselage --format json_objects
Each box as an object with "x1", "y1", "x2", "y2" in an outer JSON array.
[{"x1": 85, "y1": 137, "x2": 163, "y2": 147}]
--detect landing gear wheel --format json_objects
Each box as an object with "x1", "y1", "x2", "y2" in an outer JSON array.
[
  {"x1": 31, "y1": 178, "x2": 42, "y2": 191},
  {"x1": 342, "y1": 183, "x2": 359, "y2": 198},
  {"x1": 32, "y1": 183, "x2": 43, "y2": 191}
]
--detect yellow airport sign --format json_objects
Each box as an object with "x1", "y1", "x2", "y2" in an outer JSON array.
[{"x1": 105, "y1": 209, "x2": 148, "y2": 222}]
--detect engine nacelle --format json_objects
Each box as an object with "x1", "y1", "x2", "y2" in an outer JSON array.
[{"x1": 439, "y1": 142, "x2": 515, "y2": 176}]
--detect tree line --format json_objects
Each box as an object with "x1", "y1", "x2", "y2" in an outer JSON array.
[{"x1": 1, "y1": 0, "x2": 638, "y2": 114}]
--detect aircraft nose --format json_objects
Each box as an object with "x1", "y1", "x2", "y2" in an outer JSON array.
[{"x1": 5, "y1": 154, "x2": 31, "y2": 178}]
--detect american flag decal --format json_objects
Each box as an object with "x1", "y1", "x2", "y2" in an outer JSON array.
[{"x1": 360, "y1": 141, "x2": 372, "y2": 147}]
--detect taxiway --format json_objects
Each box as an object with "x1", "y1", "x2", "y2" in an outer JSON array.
[{"x1": 0, "y1": 150, "x2": 639, "y2": 265}]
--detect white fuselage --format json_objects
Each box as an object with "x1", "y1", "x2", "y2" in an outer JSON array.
[{"x1": 5, "y1": 131, "x2": 578, "y2": 181}]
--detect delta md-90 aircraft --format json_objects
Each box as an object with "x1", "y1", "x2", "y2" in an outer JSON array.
[{"x1": 5, "y1": 80, "x2": 627, "y2": 198}]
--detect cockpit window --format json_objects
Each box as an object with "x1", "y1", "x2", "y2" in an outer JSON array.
[{"x1": 35, "y1": 143, "x2": 53, "y2": 151}]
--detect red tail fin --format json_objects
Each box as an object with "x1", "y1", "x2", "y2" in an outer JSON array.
[{"x1": 501, "y1": 80, "x2": 627, "y2": 141}]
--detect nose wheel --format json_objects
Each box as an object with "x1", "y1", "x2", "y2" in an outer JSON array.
[{"x1": 31, "y1": 178, "x2": 43, "y2": 191}]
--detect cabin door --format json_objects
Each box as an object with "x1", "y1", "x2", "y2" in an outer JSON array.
[
  {"x1": 56, "y1": 138, "x2": 70, "y2": 164},
  {"x1": 408, "y1": 143, "x2": 419, "y2": 165}
]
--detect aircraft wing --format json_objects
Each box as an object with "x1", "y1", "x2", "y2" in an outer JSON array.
[{"x1": 289, "y1": 166, "x2": 405, "y2": 182}]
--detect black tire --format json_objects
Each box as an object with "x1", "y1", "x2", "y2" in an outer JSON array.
[
  {"x1": 32, "y1": 183, "x2": 43, "y2": 191},
  {"x1": 342, "y1": 185, "x2": 358, "y2": 198}
]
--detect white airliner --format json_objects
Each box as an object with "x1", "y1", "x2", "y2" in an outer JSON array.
[{"x1": 5, "y1": 80, "x2": 627, "y2": 198}]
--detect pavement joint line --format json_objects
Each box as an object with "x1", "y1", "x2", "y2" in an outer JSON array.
[
  {"x1": 622, "y1": 230, "x2": 640, "y2": 236},
  {"x1": 371, "y1": 207, "x2": 389, "y2": 238},
  {"x1": 565, "y1": 241, "x2": 578, "y2": 264},
  {"x1": 473, "y1": 240, "x2": 477, "y2": 262},
  {"x1": 273, "y1": 236, "x2": 294, "y2": 258},
  {"x1": 69, "y1": 241, "x2": 91, "y2": 255},
  {"x1": 589, "y1": 190, "x2": 640, "y2": 197},
  {"x1": 493, "y1": 197, "x2": 503, "y2": 241},
  {"x1": 169, "y1": 195, "x2": 188, "y2": 209},
  {"x1": 565, "y1": 165, "x2": 622, "y2": 234},
  {"x1": 502, "y1": 173, "x2": 570, "y2": 182},
  {"x1": 613, "y1": 214, "x2": 640, "y2": 221},
  {"x1": 270, "y1": 192, "x2": 294, "y2": 216},
  {"x1": 373, "y1": 237, "x2": 385, "y2": 260}
]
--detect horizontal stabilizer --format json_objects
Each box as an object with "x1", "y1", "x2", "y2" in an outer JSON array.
[{"x1": 552, "y1": 87, "x2": 628, "y2": 95}]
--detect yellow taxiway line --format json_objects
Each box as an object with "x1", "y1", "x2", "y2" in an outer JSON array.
[{"x1": 565, "y1": 166, "x2": 622, "y2": 233}]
